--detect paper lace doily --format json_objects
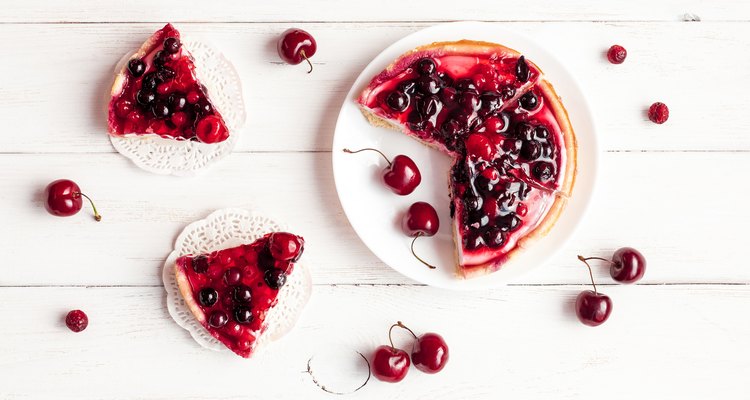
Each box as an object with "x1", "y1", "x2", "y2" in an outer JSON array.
[
  {"x1": 163, "y1": 209, "x2": 312, "y2": 355},
  {"x1": 110, "y1": 37, "x2": 247, "y2": 176}
]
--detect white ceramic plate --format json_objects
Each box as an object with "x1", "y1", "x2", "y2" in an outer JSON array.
[{"x1": 332, "y1": 22, "x2": 598, "y2": 290}]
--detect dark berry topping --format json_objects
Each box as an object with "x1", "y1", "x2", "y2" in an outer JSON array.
[
  {"x1": 398, "y1": 80, "x2": 417, "y2": 95},
  {"x1": 198, "y1": 288, "x2": 218, "y2": 307},
  {"x1": 533, "y1": 162, "x2": 555, "y2": 182},
  {"x1": 438, "y1": 72, "x2": 454, "y2": 87},
  {"x1": 233, "y1": 285, "x2": 253, "y2": 303},
  {"x1": 264, "y1": 268, "x2": 287, "y2": 290},
  {"x1": 416, "y1": 58, "x2": 436, "y2": 75},
  {"x1": 234, "y1": 306, "x2": 253, "y2": 324},
  {"x1": 416, "y1": 95, "x2": 441, "y2": 118},
  {"x1": 464, "y1": 229, "x2": 484, "y2": 250},
  {"x1": 440, "y1": 87, "x2": 458, "y2": 105},
  {"x1": 157, "y1": 66, "x2": 175, "y2": 81},
  {"x1": 141, "y1": 73, "x2": 161, "y2": 91},
  {"x1": 480, "y1": 92, "x2": 502, "y2": 115},
  {"x1": 136, "y1": 90, "x2": 156, "y2": 105},
  {"x1": 520, "y1": 141, "x2": 541, "y2": 160},
  {"x1": 151, "y1": 101, "x2": 170, "y2": 119},
  {"x1": 516, "y1": 56, "x2": 530, "y2": 83},
  {"x1": 484, "y1": 227, "x2": 506, "y2": 248},
  {"x1": 153, "y1": 50, "x2": 168, "y2": 66},
  {"x1": 208, "y1": 310, "x2": 228, "y2": 328},
  {"x1": 500, "y1": 86, "x2": 516, "y2": 100},
  {"x1": 534, "y1": 126, "x2": 549, "y2": 139},
  {"x1": 257, "y1": 247, "x2": 276, "y2": 270},
  {"x1": 497, "y1": 214, "x2": 521, "y2": 232},
  {"x1": 455, "y1": 78, "x2": 477, "y2": 93},
  {"x1": 192, "y1": 255, "x2": 209, "y2": 273},
  {"x1": 519, "y1": 91, "x2": 539, "y2": 111},
  {"x1": 164, "y1": 37, "x2": 181, "y2": 54},
  {"x1": 127, "y1": 58, "x2": 146, "y2": 77},
  {"x1": 224, "y1": 268, "x2": 242, "y2": 285},
  {"x1": 169, "y1": 93, "x2": 187, "y2": 111},
  {"x1": 464, "y1": 195, "x2": 483, "y2": 212},
  {"x1": 416, "y1": 76, "x2": 441, "y2": 95},
  {"x1": 458, "y1": 91, "x2": 481, "y2": 112},
  {"x1": 194, "y1": 100, "x2": 212, "y2": 115},
  {"x1": 386, "y1": 91, "x2": 409, "y2": 112},
  {"x1": 515, "y1": 122, "x2": 535, "y2": 140}
]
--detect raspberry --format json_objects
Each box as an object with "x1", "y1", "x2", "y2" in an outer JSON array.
[
  {"x1": 607, "y1": 45, "x2": 627, "y2": 64},
  {"x1": 65, "y1": 310, "x2": 88, "y2": 333},
  {"x1": 648, "y1": 102, "x2": 669, "y2": 124}
]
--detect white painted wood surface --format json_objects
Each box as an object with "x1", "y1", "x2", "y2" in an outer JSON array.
[{"x1": 1, "y1": 2, "x2": 749, "y2": 399}]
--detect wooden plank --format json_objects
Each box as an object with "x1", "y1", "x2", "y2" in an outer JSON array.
[
  {"x1": 0, "y1": 1, "x2": 747, "y2": 23},
  {"x1": 0, "y1": 22, "x2": 748, "y2": 154},
  {"x1": 1, "y1": 285, "x2": 748, "y2": 399},
  {"x1": 1, "y1": 151, "x2": 748, "y2": 286}
]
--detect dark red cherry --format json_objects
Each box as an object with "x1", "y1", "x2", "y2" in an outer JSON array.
[
  {"x1": 611, "y1": 247, "x2": 646, "y2": 283},
  {"x1": 191, "y1": 255, "x2": 209, "y2": 273},
  {"x1": 402, "y1": 202, "x2": 439, "y2": 237},
  {"x1": 416, "y1": 58, "x2": 436, "y2": 75},
  {"x1": 519, "y1": 91, "x2": 539, "y2": 111},
  {"x1": 343, "y1": 148, "x2": 421, "y2": 195},
  {"x1": 575, "y1": 256, "x2": 613, "y2": 326},
  {"x1": 264, "y1": 268, "x2": 288, "y2": 290},
  {"x1": 402, "y1": 202, "x2": 439, "y2": 270},
  {"x1": 127, "y1": 58, "x2": 146, "y2": 77},
  {"x1": 386, "y1": 91, "x2": 409, "y2": 112},
  {"x1": 224, "y1": 268, "x2": 242, "y2": 285},
  {"x1": 371, "y1": 345, "x2": 410, "y2": 383},
  {"x1": 65, "y1": 310, "x2": 88, "y2": 333},
  {"x1": 199, "y1": 288, "x2": 218, "y2": 307},
  {"x1": 269, "y1": 232, "x2": 305, "y2": 261},
  {"x1": 208, "y1": 310, "x2": 228, "y2": 328},
  {"x1": 44, "y1": 179, "x2": 101, "y2": 221},
  {"x1": 516, "y1": 55, "x2": 530, "y2": 82},
  {"x1": 412, "y1": 332, "x2": 449, "y2": 374},
  {"x1": 277, "y1": 28, "x2": 317, "y2": 73},
  {"x1": 163, "y1": 37, "x2": 181, "y2": 54},
  {"x1": 232, "y1": 285, "x2": 253, "y2": 303},
  {"x1": 233, "y1": 306, "x2": 253, "y2": 324}
]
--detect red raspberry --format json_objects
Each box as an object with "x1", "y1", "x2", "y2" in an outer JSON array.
[
  {"x1": 648, "y1": 102, "x2": 669, "y2": 124},
  {"x1": 607, "y1": 45, "x2": 627, "y2": 64},
  {"x1": 65, "y1": 310, "x2": 89, "y2": 333}
]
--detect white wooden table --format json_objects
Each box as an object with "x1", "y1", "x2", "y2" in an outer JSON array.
[{"x1": 2, "y1": 2, "x2": 749, "y2": 399}]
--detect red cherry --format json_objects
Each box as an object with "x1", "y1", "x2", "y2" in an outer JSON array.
[
  {"x1": 611, "y1": 247, "x2": 646, "y2": 283},
  {"x1": 607, "y1": 45, "x2": 627, "y2": 64},
  {"x1": 268, "y1": 232, "x2": 305, "y2": 261},
  {"x1": 195, "y1": 115, "x2": 229, "y2": 144},
  {"x1": 277, "y1": 28, "x2": 317, "y2": 73},
  {"x1": 44, "y1": 179, "x2": 101, "y2": 221},
  {"x1": 402, "y1": 202, "x2": 439, "y2": 270},
  {"x1": 412, "y1": 332, "x2": 449, "y2": 374},
  {"x1": 575, "y1": 256, "x2": 612, "y2": 326},
  {"x1": 465, "y1": 133, "x2": 494, "y2": 160},
  {"x1": 371, "y1": 345, "x2": 410, "y2": 383},
  {"x1": 343, "y1": 148, "x2": 421, "y2": 195},
  {"x1": 65, "y1": 310, "x2": 89, "y2": 332}
]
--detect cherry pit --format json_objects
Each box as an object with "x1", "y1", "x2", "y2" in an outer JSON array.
[{"x1": 371, "y1": 321, "x2": 449, "y2": 383}]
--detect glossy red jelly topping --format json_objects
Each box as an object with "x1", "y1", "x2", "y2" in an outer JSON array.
[
  {"x1": 362, "y1": 53, "x2": 566, "y2": 269},
  {"x1": 175, "y1": 232, "x2": 305, "y2": 358},
  {"x1": 108, "y1": 24, "x2": 229, "y2": 143}
]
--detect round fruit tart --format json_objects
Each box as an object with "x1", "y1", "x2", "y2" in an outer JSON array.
[
  {"x1": 358, "y1": 40, "x2": 577, "y2": 278},
  {"x1": 175, "y1": 232, "x2": 305, "y2": 358}
]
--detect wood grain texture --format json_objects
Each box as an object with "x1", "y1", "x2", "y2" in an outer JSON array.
[
  {"x1": 1, "y1": 285, "x2": 748, "y2": 399},
  {"x1": 1, "y1": 151, "x2": 748, "y2": 286},
  {"x1": 0, "y1": 22, "x2": 748, "y2": 154},
  {"x1": 0, "y1": 1, "x2": 748, "y2": 23}
]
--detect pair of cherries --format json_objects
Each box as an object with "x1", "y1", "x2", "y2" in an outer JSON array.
[
  {"x1": 574, "y1": 247, "x2": 647, "y2": 326},
  {"x1": 371, "y1": 321, "x2": 449, "y2": 383},
  {"x1": 344, "y1": 148, "x2": 439, "y2": 269}
]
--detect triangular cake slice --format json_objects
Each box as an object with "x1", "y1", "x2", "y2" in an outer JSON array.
[
  {"x1": 356, "y1": 40, "x2": 576, "y2": 278},
  {"x1": 175, "y1": 232, "x2": 305, "y2": 357},
  {"x1": 108, "y1": 23, "x2": 230, "y2": 144}
]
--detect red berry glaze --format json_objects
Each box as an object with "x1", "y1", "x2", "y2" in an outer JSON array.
[
  {"x1": 65, "y1": 310, "x2": 89, "y2": 332},
  {"x1": 44, "y1": 179, "x2": 102, "y2": 221},
  {"x1": 277, "y1": 28, "x2": 317, "y2": 73},
  {"x1": 344, "y1": 148, "x2": 421, "y2": 195},
  {"x1": 412, "y1": 332, "x2": 449, "y2": 373},
  {"x1": 268, "y1": 232, "x2": 305, "y2": 261},
  {"x1": 648, "y1": 102, "x2": 669, "y2": 124},
  {"x1": 371, "y1": 345, "x2": 410, "y2": 383},
  {"x1": 607, "y1": 45, "x2": 627, "y2": 64},
  {"x1": 575, "y1": 256, "x2": 612, "y2": 327}
]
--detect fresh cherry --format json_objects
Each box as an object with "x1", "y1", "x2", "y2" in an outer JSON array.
[
  {"x1": 44, "y1": 179, "x2": 102, "y2": 221},
  {"x1": 402, "y1": 202, "x2": 439, "y2": 269},
  {"x1": 277, "y1": 28, "x2": 317, "y2": 73},
  {"x1": 343, "y1": 148, "x2": 421, "y2": 195},
  {"x1": 391, "y1": 321, "x2": 450, "y2": 374},
  {"x1": 65, "y1": 310, "x2": 89, "y2": 333},
  {"x1": 575, "y1": 256, "x2": 613, "y2": 326},
  {"x1": 580, "y1": 247, "x2": 646, "y2": 284},
  {"x1": 268, "y1": 232, "x2": 305, "y2": 261},
  {"x1": 371, "y1": 322, "x2": 412, "y2": 383}
]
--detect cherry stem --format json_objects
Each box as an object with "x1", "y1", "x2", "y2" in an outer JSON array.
[
  {"x1": 577, "y1": 255, "x2": 597, "y2": 294},
  {"x1": 388, "y1": 321, "x2": 418, "y2": 351},
  {"x1": 77, "y1": 192, "x2": 101, "y2": 222},
  {"x1": 300, "y1": 50, "x2": 313, "y2": 74},
  {"x1": 305, "y1": 351, "x2": 371, "y2": 395},
  {"x1": 411, "y1": 233, "x2": 436, "y2": 269},
  {"x1": 581, "y1": 256, "x2": 616, "y2": 266},
  {"x1": 342, "y1": 148, "x2": 392, "y2": 167}
]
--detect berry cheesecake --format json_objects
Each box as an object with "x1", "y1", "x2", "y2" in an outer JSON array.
[
  {"x1": 175, "y1": 232, "x2": 305, "y2": 358},
  {"x1": 357, "y1": 40, "x2": 576, "y2": 278},
  {"x1": 108, "y1": 24, "x2": 230, "y2": 144}
]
